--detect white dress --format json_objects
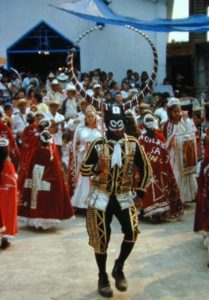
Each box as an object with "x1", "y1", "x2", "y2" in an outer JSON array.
[
  {"x1": 166, "y1": 117, "x2": 197, "y2": 203},
  {"x1": 71, "y1": 126, "x2": 102, "y2": 209}
]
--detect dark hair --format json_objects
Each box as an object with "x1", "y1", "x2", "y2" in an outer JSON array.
[
  {"x1": 159, "y1": 93, "x2": 169, "y2": 107},
  {"x1": 105, "y1": 91, "x2": 112, "y2": 96},
  {"x1": 109, "y1": 80, "x2": 117, "y2": 89},
  {"x1": 204, "y1": 104, "x2": 209, "y2": 121},
  {"x1": 15, "y1": 88, "x2": 26, "y2": 99},
  {"x1": 163, "y1": 77, "x2": 171, "y2": 85},
  {"x1": 127, "y1": 69, "x2": 133, "y2": 74},
  {"x1": 100, "y1": 71, "x2": 107, "y2": 81},
  {"x1": 124, "y1": 112, "x2": 139, "y2": 138},
  {"x1": 0, "y1": 146, "x2": 8, "y2": 174},
  {"x1": 27, "y1": 87, "x2": 36, "y2": 98},
  {"x1": 114, "y1": 92, "x2": 122, "y2": 98},
  {"x1": 181, "y1": 103, "x2": 193, "y2": 118},
  {"x1": 41, "y1": 88, "x2": 47, "y2": 93},
  {"x1": 34, "y1": 93, "x2": 43, "y2": 103},
  {"x1": 160, "y1": 98, "x2": 168, "y2": 107},
  {"x1": 3, "y1": 103, "x2": 13, "y2": 110},
  {"x1": 162, "y1": 92, "x2": 170, "y2": 99},
  {"x1": 141, "y1": 71, "x2": 148, "y2": 81}
]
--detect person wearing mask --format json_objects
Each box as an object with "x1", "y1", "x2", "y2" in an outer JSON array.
[{"x1": 80, "y1": 105, "x2": 150, "y2": 297}]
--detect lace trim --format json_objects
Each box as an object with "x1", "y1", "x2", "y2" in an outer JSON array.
[
  {"x1": 143, "y1": 206, "x2": 169, "y2": 217},
  {"x1": 18, "y1": 216, "x2": 75, "y2": 230}
]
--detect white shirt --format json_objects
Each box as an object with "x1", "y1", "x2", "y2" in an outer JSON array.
[
  {"x1": 45, "y1": 111, "x2": 65, "y2": 145},
  {"x1": 22, "y1": 77, "x2": 30, "y2": 90},
  {"x1": 65, "y1": 111, "x2": 85, "y2": 131},
  {"x1": 73, "y1": 126, "x2": 102, "y2": 174},
  {"x1": 0, "y1": 82, "x2": 11, "y2": 99},
  {"x1": 12, "y1": 112, "x2": 27, "y2": 137},
  {"x1": 46, "y1": 91, "x2": 64, "y2": 106},
  {"x1": 65, "y1": 98, "x2": 77, "y2": 119},
  {"x1": 121, "y1": 90, "x2": 129, "y2": 99}
]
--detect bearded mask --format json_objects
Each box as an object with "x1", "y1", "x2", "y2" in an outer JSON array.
[
  {"x1": 39, "y1": 130, "x2": 53, "y2": 145},
  {"x1": 143, "y1": 113, "x2": 158, "y2": 130},
  {"x1": 38, "y1": 120, "x2": 51, "y2": 132},
  {"x1": 104, "y1": 105, "x2": 125, "y2": 140}
]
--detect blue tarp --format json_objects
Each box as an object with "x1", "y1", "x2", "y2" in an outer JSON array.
[{"x1": 51, "y1": 0, "x2": 209, "y2": 32}]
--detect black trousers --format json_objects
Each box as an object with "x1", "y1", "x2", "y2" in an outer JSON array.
[{"x1": 86, "y1": 195, "x2": 139, "y2": 254}]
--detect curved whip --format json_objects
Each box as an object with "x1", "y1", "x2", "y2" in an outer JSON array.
[{"x1": 66, "y1": 25, "x2": 158, "y2": 111}]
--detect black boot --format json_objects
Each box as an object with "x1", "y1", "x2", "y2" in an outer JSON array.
[
  {"x1": 98, "y1": 272, "x2": 113, "y2": 298},
  {"x1": 1, "y1": 237, "x2": 10, "y2": 249},
  {"x1": 112, "y1": 260, "x2": 128, "y2": 292}
]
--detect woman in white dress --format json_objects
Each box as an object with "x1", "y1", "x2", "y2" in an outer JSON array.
[
  {"x1": 71, "y1": 105, "x2": 102, "y2": 209},
  {"x1": 161, "y1": 97, "x2": 197, "y2": 203}
]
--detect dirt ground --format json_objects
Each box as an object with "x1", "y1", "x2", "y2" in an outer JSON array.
[{"x1": 0, "y1": 204, "x2": 208, "y2": 300}]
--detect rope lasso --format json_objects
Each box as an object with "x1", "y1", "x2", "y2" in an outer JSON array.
[{"x1": 66, "y1": 24, "x2": 158, "y2": 112}]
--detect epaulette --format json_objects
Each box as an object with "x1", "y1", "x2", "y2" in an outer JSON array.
[{"x1": 126, "y1": 135, "x2": 138, "y2": 143}]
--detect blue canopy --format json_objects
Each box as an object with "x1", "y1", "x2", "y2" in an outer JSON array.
[{"x1": 51, "y1": 0, "x2": 209, "y2": 32}]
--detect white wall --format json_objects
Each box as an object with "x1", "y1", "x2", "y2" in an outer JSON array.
[{"x1": 0, "y1": 0, "x2": 168, "y2": 84}]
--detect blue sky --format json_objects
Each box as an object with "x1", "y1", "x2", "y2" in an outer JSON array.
[{"x1": 168, "y1": 0, "x2": 189, "y2": 42}]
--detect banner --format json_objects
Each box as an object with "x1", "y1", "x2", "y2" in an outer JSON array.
[{"x1": 51, "y1": 0, "x2": 209, "y2": 32}]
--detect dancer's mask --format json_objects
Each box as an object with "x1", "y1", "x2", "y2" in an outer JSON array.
[{"x1": 104, "y1": 105, "x2": 125, "y2": 140}]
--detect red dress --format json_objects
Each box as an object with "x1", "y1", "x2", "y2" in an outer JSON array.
[
  {"x1": 139, "y1": 130, "x2": 183, "y2": 219},
  {"x1": 0, "y1": 120, "x2": 20, "y2": 170},
  {"x1": 0, "y1": 160, "x2": 18, "y2": 236},
  {"x1": 17, "y1": 123, "x2": 39, "y2": 191},
  {"x1": 18, "y1": 142, "x2": 74, "y2": 229},
  {"x1": 194, "y1": 126, "x2": 209, "y2": 232},
  {"x1": 0, "y1": 208, "x2": 6, "y2": 233}
]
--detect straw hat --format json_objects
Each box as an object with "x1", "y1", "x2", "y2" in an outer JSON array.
[
  {"x1": 48, "y1": 99, "x2": 61, "y2": 108},
  {"x1": 17, "y1": 98, "x2": 27, "y2": 106}
]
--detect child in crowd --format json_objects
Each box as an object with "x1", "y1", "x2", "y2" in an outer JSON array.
[{"x1": 161, "y1": 97, "x2": 197, "y2": 204}]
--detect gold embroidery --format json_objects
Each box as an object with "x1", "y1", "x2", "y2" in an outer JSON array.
[
  {"x1": 124, "y1": 205, "x2": 139, "y2": 243},
  {"x1": 92, "y1": 139, "x2": 137, "y2": 194},
  {"x1": 86, "y1": 207, "x2": 107, "y2": 254},
  {"x1": 83, "y1": 135, "x2": 150, "y2": 196},
  {"x1": 137, "y1": 139, "x2": 151, "y2": 191}
]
